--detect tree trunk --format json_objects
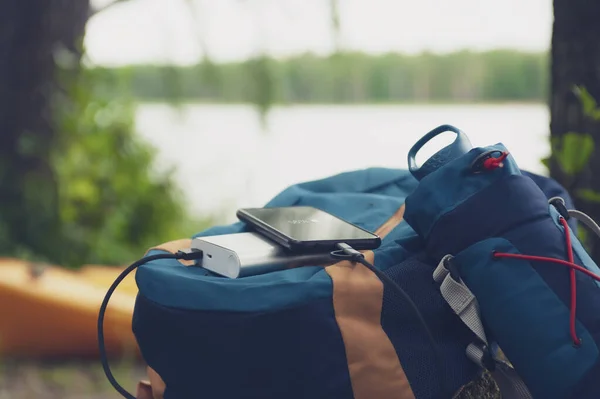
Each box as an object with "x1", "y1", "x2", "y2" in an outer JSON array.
[
  {"x1": 0, "y1": 0, "x2": 89, "y2": 261},
  {"x1": 550, "y1": 0, "x2": 600, "y2": 261}
]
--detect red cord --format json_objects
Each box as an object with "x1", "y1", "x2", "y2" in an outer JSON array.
[
  {"x1": 493, "y1": 252, "x2": 600, "y2": 282},
  {"x1": 493, "y1": 217, "x2": 595, "y2": 346},
  {"x1": 483, "y1": 151, "x2": 509, "y2": 170},
  {"x1": 561, "y1": 217, "x2": 581, "y2": 346}
]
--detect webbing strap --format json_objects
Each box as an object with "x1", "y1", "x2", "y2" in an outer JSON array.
[
  {"x1": 433, "y1": 255, "x2": 487, "y2": 344},
  {"x1": 434, "y1": 256, "x2": 533, "y2": 399}
]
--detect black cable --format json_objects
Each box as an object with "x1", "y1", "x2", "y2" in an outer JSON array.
[
  {"x1": 98, "y1": 250, "x2": 203, "y2": 399},
  {"x1": 331, "y1": 243, "x2": 449, "y2": 399}
]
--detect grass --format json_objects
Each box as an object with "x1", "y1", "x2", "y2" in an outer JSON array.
[{"x1": 0, "y1": 359, "x2": 146, "y2": 399}]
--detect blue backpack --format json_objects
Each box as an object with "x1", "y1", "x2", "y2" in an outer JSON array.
[
  {"x1": 131, "y1": 167, "x2": 474, "y2": 399},
  {"x1": 403, "y1": 139, "x2": 600, "y2": 399},
  {"x1": 99, "y1": 126, "x2": 600, "y2": 398}
]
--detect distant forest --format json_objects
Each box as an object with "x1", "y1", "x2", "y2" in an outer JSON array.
[{"x1": 91, "y1": 50, "x2": 549, "y2": 104}]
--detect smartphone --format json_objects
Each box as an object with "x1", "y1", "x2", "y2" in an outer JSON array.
[{"x1": 236, "y1": 206, "x2": 381, "y2": 252}]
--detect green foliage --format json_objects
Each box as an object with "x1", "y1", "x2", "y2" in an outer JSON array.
[
  {"x1": 51, "y1": 65, "x2": 211, "y2": 266},
  {"x1": 574, "y1": 85, "x2": 600, "y2": 121},
  {"x1": 243, "y1": 55, "x2": 275, "y2": 124},
  {"x1": 545, "y1": 132, "x2": 595, "y2": 176},
  {"x1": 544, "y1": 85, "x2": 599, "y2": 177},
  {"x1": 90, "y1": 50, "x2": 549, "y2": 104},
  {"x1": 158, "y1": 65, "x2": 185, "y2": 104},
  {"x1": 546, "y1": 86, "x2": 600, "y2": 254},
  {"x1": 577, "y1": 189, "x2": 600, "y2": 204}
]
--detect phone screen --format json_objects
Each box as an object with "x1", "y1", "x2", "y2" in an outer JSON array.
[{"x1": 239, "y1": 206, "x2": 378, "y2": 243}]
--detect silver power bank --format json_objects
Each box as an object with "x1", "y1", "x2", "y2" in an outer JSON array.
[{"x1": 190, "y1": 232, "x2": 335, "y2": 278}]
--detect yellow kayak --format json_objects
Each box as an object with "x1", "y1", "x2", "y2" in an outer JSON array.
[{"x1": 0, "y1": 258, "x2": 139, "y2": 359}]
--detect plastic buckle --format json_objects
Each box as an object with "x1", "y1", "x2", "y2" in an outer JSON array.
[{"x1": 549, "y1": 197, "x2": 570, "y2": 220}]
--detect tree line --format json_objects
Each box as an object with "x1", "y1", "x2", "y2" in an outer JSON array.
[{"x1": 91, "y1": 50, "x2": 549, "y2": 104}]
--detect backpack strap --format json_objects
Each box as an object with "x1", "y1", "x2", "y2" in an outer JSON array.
[
  {"x1": 433, "y1": 256, "x2": 533, "y2": 399},
  {"x1": 433, "y1": 255, "x2": 488, "y2": 344}
]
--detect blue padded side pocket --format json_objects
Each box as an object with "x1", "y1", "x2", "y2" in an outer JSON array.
[{"x1": 454, "y1": 238, "x2": 599, "y2": 399}]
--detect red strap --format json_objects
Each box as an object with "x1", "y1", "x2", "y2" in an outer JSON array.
[{"x1": 493, "y1": 217, "x2": 595, "y2": 346}]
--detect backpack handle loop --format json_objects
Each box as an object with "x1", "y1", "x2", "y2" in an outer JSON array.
[{"x1": 408, "y1": 124, "x2": 472, "y2": 181}]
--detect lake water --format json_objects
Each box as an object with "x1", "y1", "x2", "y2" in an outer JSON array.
[{"x1": 135, "y1": 103, "x2": 550, "y2": 223}]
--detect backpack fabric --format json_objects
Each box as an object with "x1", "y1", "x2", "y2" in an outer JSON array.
[
  {"x1": 403, "y1": 144, "x2": 600, "y2": 399},
  {"x1": 132, "y1": 166, "x2": 573, "y2": 399}
]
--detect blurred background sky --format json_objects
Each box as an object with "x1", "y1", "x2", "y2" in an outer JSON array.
[
  {"x1": 87, "y1": 0, "x2": 552, "y2": 65},
  {"x1": 80, "y1": 0, "x2": 557, "y2": 224}
]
